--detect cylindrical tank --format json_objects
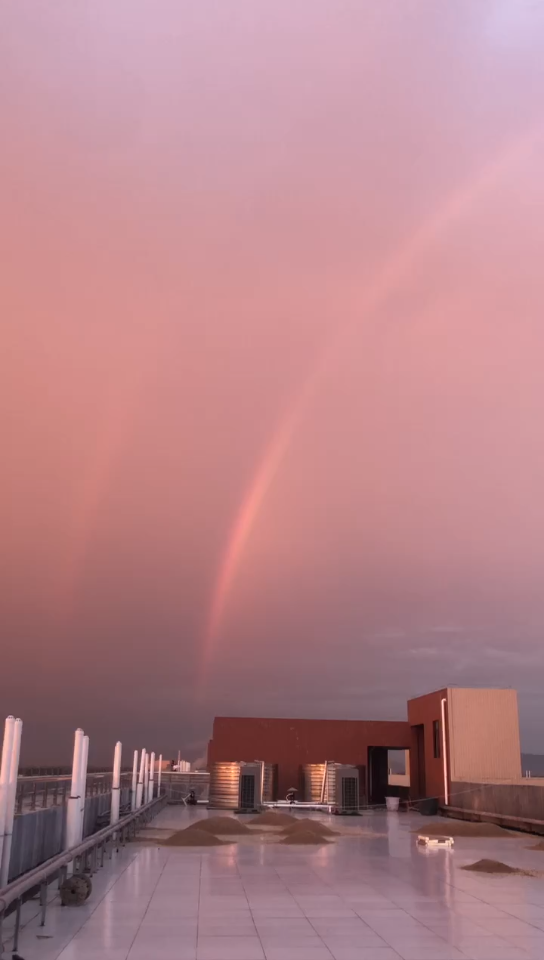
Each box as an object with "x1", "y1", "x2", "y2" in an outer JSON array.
[
  {"x1": 209, "y1": 761, "x2": 277, "y2": 809},
  {"x1": 209, "y1": 762, "x2": 240, "y2": 809},
  {"x1": 262, "y1": 763, "x2": 277, "y2": 804},
  {"x1": 303, "y1": 762, "x2": 337, "y2": 804}
]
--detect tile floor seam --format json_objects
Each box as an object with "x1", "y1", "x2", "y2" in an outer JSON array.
[
  {"x1": 125, "y1": 849, "x2": 169, "y2": 959},
  {"x1": 196, "y1": 850, "x2": 202, "y2": 954}
]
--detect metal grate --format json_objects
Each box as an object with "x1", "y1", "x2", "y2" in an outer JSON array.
[
  {"x1": 239, "y1": 774, "x2": 255, "y2": 809},
  {"x1": 341, "y1": 776, "x2": 358, "y2": 811}
]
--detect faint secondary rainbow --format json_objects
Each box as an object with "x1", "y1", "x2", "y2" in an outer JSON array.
[
  {"x1": 54, "y1": 354, "x2": 149, "y2": 628},
  {"x1": 199, "y1": 125, "x2": 541, "y2": 687}
]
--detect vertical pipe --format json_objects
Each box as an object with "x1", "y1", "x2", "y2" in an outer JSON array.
[
  {"x1": 157, "y1": 755, "x2": 162, "y2": 796},
  {"x1": 0, "y1": 718, "x2": 23, "y2": 887},
  {"x1": 78, "y1": 736, "x2": 89, "y2": 842},
  {"x1": 136, "y1": 750, "x2": 146, "y2": 808},
  {"x1": 111, "y1": 741, "x2": 122, "y2": 825},
  {"x1": 0, "y1": 716, "x2": 15, "y2": 870},
  {"x1": 131, "y1": 750, "x2": 139, "y2": 811},
  {"x1": 143, "y1": 753, "x2": 149, "y2": 806},
  {"x1": 320, "y1": 762, "x2": 328, "y2": 804},
  {"x1": 65, "y1": 729, "x2": 84, "y2": 863},
  {"x1": 440, "y1": 697, "x2": 449, "y2": 805},
  {"x1": 148, "y1": 752, "x2": 155, "y2": 803}
]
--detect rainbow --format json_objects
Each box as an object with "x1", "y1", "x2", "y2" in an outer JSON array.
[{"x1": 199, "y1": 125, "x2": 540, "y2": 686}]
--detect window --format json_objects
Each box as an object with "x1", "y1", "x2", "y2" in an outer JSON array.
[{"x1": 433, "y1": 720, "x2": 441, "y2": 759}]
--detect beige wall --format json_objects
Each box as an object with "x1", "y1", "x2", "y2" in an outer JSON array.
[
  {"x1": 447, "y1": 688, "x2": 521, "y2": 782},
  {"x1": 388, "y1": 750, "x2": 410, "y2": 787},
  {"x1": 388, "y1": 773, "x2": 410, "y2": 787}
]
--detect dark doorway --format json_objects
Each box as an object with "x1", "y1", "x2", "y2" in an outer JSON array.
[
  {"x1": 412, "y1": 725, "x2": 426, "y2": 798},
  {"x1": 368, "y1": 747, "x2": 389, "y2": 805}
]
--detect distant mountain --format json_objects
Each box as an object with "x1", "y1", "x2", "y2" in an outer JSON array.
[{"x1": 521, "y1": 754, "x2": 544, "y2": 776}]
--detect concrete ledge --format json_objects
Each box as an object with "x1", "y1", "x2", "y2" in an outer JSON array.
[{"x1": 441, "y1": 804, "x2": 544, "y2": 836}]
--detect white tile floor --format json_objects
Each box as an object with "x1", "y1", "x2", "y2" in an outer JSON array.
[{"x1": 8, "y1": 808, "x2": 544, "y2": 960}]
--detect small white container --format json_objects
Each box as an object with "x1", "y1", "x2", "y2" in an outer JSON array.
[{"x1": 385, "y1": 796, "x2": 400, "y2": 812}]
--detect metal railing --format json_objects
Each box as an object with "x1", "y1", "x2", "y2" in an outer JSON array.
[
  {"x1": 15, "y1": 773, "x2": 134, "y2": 813},
  {"x1": 0, "y1": 794, "x2": 167, "y2": 956}
]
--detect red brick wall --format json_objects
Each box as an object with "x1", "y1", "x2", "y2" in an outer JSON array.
[
  {"x1": 407, "y1": 690, "x2": 448, "y2": 801},
  {"x1": 208, "y1": 717, "x2": 411, "y2": 798}
]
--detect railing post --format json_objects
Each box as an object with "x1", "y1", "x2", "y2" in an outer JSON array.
[
  {"x1": 78, "y1": 736, "x2": 89, "y2": 842},
  {"x1": 65, "y1": 729, "x2": 84, "y2": 875},
  {"x1": 136, "y1": 750, "x2": 146, "y2": 808},
  {"x1": 143, "y1": 753, "x2": 149, "y2": 807},
  {"x1": 0, "y1": 716, "x2": 15, "y2": 870},
  {"x1": 111, "y1": 742, "x2": 122, "y2": 827},
  {"x1": 0, "y1": 718, "x2": 23, "y2": 887},
  {"x1": 148, "y1": 752, "x2": 155, "y2": 803},
  {"x1": 131, "y1": 751, "x2": 138, "y2": 810}
]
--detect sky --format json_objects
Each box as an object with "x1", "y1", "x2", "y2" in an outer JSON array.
[{"x1": 2, "y1": 1, "x2": 544, "y2": 765}]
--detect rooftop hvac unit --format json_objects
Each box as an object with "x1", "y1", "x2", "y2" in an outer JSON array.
[
  {"x1": 303, "y1": 762, "x2": 362, "y2": 810},
  {"x1": 334, "y1": 765, "x2": 360, "y2": 813},
  {"x1": 209, "y1": 761, "x2": 276, "y2": 809}
]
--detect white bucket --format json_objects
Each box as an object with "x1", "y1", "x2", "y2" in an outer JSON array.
[{"x1": 385, "y1": 796, "x2": 400, "y2": 812}]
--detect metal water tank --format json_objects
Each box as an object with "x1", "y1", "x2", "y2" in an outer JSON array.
[
  {"x1": 262, "y1": 763, "x2": 277, "y2": 804},
  {"x1": 303, "y1": 762, "x2": 337, "y2": 804},
  {"x1": 209, "y1": 762, "x2": 240, "y2": 809}
]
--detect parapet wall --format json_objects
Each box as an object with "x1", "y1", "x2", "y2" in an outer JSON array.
[{"x1": 450, "y1": 779, "x2": 544, "y2": 823}]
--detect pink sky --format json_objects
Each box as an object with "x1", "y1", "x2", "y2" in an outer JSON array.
[{"x1": 2, "y1": 1, "x2": 544, "y2": 762}]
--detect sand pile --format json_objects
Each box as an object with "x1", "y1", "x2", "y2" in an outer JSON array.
[
  {"x1": 462, "y1": 859, "x2": 534, "y2": 876},
  {"x1": 282, "y1": 819, "x2": 337, "y2": 838},
  {"x1": 162, "y1": 829, "x2": 229, "y2": 847},
  {"x1": 185, "y1": 817, "x2": 251, "y2": 835},
  {"x1": 249, "y1": 811, "x2": 296, "y2": 827},
  {"x1": 280, "y1": 830, "x2": 330, "y2": 845},
  {"x1": 415, "y1": 820, "x2": 512, "y2": 838}
]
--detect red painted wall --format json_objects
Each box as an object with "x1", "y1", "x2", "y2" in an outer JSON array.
[
  {"x1": 407, "y1": 689, "x2": 448, "y2": 801},
  {"x1": 208, "y1": 717, "x2": 411, "y2": 798}
]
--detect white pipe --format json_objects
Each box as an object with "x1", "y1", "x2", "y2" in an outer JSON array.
[
  {"x1": 0, "y1": 717, "x2": 15, "y2": 870},
  {"x1": 0, "y1": 718, "x2": 23, "y2": 887},
  {"x1": 148, "y1": 752, "x2": 155, "y2": 803},
  {"x1": 441, "y1": 697, "x2": 449, "y2": 805},
  {"x1": 65, "y1": 729, "x2": 84, "y2": 864},
  {"x1": 131, "y1": 750, "x2": 138, "y2": 811},
  {"x1": 320, "y1": 762, "x2": 329, "y2": 804},
  {"x1": 78, "y1": 735, "x2": 89, "y2": 842},
  {"x1": 136, "y1": 750, "x2": 146, "y2": 808},
  {"x1": 143, "y1": 753, "x2": 149, "y2": 806},
  {"x1": 157, "y1": 755, "x2": 162, "y2": 795},
  {"x1": 111, "y1": 741, "x2": 122, "y2": 825}
]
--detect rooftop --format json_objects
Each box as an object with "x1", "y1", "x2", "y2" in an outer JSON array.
[{"x1": 6, "y1": 807, "x2": 544, "y2": 960}]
